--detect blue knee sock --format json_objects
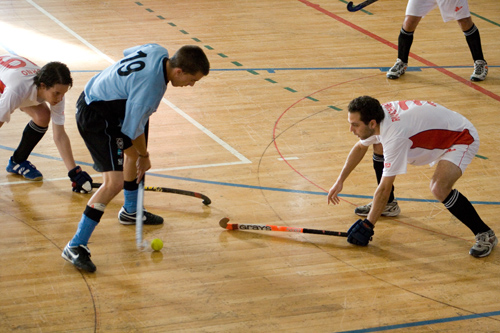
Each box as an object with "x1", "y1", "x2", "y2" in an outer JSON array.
[
  {"x1": 123, "y1": 188, "x2": 138, "y2": 213},
  {"x1": 69, "y1": 206, "x2": 103, "y2": 246}
]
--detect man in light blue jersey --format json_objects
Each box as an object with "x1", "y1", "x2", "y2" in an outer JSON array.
[{"x1": 62, "y1": 44, "x2": 210, "y2": 272}]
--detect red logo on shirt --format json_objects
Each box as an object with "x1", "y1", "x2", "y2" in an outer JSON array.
[
  {"x1": 455, "y1": 6, "x2": 463, "y2": 12},
  {"x1": 384, "y1": 162, "x2": 391, "y2": 168},
  {"x1": 0, "y1": 79, "x2": 5, "y2": 93}
]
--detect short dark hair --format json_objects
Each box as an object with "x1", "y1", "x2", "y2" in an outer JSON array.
[
  {"x1": 170, "y1": 45, "x2": 210, "y2": 76},
  {"x1": 33, "y1": 62, "x2": 73, "y2": 89},
  {"x1": 347, "y1": 96, "x2": 384, "y2": 125}
]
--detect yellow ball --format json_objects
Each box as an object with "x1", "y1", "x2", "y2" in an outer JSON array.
[{"x1": 151, "y1": 238, "x2": 163, "y2": 251}]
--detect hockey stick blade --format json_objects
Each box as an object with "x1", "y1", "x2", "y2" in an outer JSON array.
[
  {"x1": 92, "y1": 182, "x2": 211, "y2": 205},
  {"x1": 347, "y1": 0, "x2": 378, "y2": 12},
  {"x1": 219, "y1": 217, "x2": 347, "y2": 237}
]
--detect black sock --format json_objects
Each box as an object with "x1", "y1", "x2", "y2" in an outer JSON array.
[
  {"x1": 464, "y1": 24, "x2": 484, "y2": 62},
  {"x1": 124, "y1": 179, "x2": 139, "y2": 191},
  {"x1": 398, "y1": 27, "x2": 414, "y2": 64},
  {"x1": 83, "y1": 205, "x2": 105, "y2": 223},
  {"x1": 373, "y1": 153, "x2": 395, "y2": 203},
  {"x1": 12, "y1": 120, "x2": 48, "y2": 163},
  {"x1": 443, "y1": 189, "x2": 490, "y2": 235}
]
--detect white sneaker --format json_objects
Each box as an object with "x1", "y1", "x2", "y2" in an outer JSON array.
[
  {"x1": 386, "y1": 59, "x2": 407, "y2": 79},
  {"x1": 470, "y1": 60, "x2": 488, "y2": 81},
  {"x1": 469, "y1": 230, "x2": 497, "y2": 258},
  {"x1": 354, "y1": 200, "x2": 401, "y2": 217}
]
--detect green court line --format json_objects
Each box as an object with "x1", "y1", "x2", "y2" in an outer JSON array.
[
  {"x1": 475, "y1": 154, "x2": 488, "y2": 160},
  {"x1": 338, "y1": 0, "x2": 373, "y2": 15},
  {"x1": 471, "y1": 12, "x2": 500, "y2": 27},
  {"x1": 328, "y1": 106, "x2": 342, "y2": 111},
  {"x1": 142, "y1": 0, "x2": 330, "y2": 108}
]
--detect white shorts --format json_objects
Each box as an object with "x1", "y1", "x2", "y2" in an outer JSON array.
[
  {"x1": 430, "y1": 127, "x2": 479, "y2": 174},
  {"x1": 406, "y1": 0, "x2": 471, "y2": 22}
]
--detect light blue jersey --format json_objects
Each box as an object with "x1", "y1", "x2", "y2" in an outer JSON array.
[{"x1": 84, "y1": 44, "x2": 169, "y2": 139}]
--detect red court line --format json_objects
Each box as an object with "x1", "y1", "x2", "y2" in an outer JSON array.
[
  {"x1": 298, "y1": 0, "x2": 500, "y2": 102},
  {"x1": 272, "y1": 75, "x2": 470, "y2": 241},
  {"x1": 272, "y1": 73, "x2": 382, "y2": 195}
]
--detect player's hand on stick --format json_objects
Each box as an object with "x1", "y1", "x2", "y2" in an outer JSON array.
[
  {"x1": 327, "y1": 181, "x2": 343, "y2": 205},
  {"x1": 69, "y1": 166, "x2": 93, "y2": 193},
  {"x1": 136, "y1": 153, "x2": 151, "y2": 183},
  {"x1": 347, "y1": 219, "x2": 374, "y2": 246}
]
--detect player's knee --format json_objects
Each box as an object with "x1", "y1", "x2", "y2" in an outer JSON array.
[
  {"x1": 429, "y1": 180, "x2": 451, "y2": 202},
  {"x1": 31, "y1": 109, "x2": 51, "y2": 127},
  {"x1": 102, "y1": 181, "x2": 124, "y2": 196},
  {"x1": 124, "y1": 149, "x2": 139, "y2": 161},
  {"x1": 373, "y1": 143, "x2": 383, "y2": 155}
]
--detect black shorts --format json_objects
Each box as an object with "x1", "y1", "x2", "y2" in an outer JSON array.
[{"x1": 76, "y1": 92, "x2": 131, "y2": 172}]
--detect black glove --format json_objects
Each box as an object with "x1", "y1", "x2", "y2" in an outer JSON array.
[
  {"x1": 347, "y1": 219, "x2": 374, "y2": 246},
  {"x1": 69, "y1": 166, "x2": 93, "y2": 193}
]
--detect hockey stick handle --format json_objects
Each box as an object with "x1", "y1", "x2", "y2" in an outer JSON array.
[
  {"x1": 92, "y1": 182, "x2": 211, "y2": 205},
  {"x1": 347, "y1": 0, "x2": 378, "y2": 12},
  {"x1": 136, "y1": 180, "x2": 145, "y2": 249},
  {"x1": 219, "y1": 218, "x2": 347, "y2": 237}
]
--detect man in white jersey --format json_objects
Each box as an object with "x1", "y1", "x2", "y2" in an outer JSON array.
[
  {"x1": 62, "y1": 43, "x2": 210, "y2": 272},
  {"x1": 327, "y1": 96, "x2": 497, "y2": 258},
  {"x1": 386, "y1": 0, "x2": 488, "y2": 81},
  {"x1": 0, "y1": 55, "x2": 92, "y2": 192}
]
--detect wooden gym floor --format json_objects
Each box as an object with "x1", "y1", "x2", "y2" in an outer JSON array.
[{"x1": 1, "y1": 0, "x2": 499, "y2": 332}]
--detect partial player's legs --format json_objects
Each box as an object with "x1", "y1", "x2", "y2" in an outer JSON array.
[
  {"x1": 458, "y1": 17, "x2": 488, "y2": 81},
  {"x1": 63, "y1": 94, "x2": 126, "y2": 272},
  {"x1": 431, "y1": 160, "x2": 496, "y2": 257},
  {"x1": 118, "y1": 148, "x2": 164, "y2": 225},
  {"x1": 6, "y1": 105, "x2": 50, "y2": 180},
  {"x1": 386, "y1": 15, "x2": 421, "y2": 79},
  {"x1": 355, "y1": 144, "x2": 400, "y2": 217},
  {"x1": 62, "y1": 171, "x2": 124, "y2": 272}
]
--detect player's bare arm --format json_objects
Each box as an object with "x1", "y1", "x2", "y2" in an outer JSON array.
[
  {"x1": 327, "y1": 141, "x2": 369, "y2": 205},
  {"x1": 131, "y1": 133, "x2": 150, "y2": 182},
  {"x1": 367, "y1": 175, "x2": 396, "y2": 225},
  {"x1": 52, "y1": 124, "x2": 77, "y2": 171}
]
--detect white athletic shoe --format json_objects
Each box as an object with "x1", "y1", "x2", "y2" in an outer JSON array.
[
  {"x1": 470, "y1": 60, "x2": 488, "y2": 81},
  {"x1": 386, "y1": 59, "x2": 407, "y2": 79},
  {"x1": 469, "y1": 230, "x2": 497, "y2": 258},
  {"x1": 354, "y1": 200, "x2": 401, "y2": 217}
]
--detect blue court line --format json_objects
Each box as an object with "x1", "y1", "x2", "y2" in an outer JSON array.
[
  {"x1": 144, "y1": 172, "x2": 500, "y2": 206},
  {"x1": 1, "y1": 146, "x2": 498, "y2": 205},
  {"x1": 0, "y1": 41, "x2": 17, "y2": 55},
  {"x1": 337, "y1": 310, "x2": 500, "y2": 333},
  {"x1": 70, "y1": 65, "x2": 498, "y2": 74}
]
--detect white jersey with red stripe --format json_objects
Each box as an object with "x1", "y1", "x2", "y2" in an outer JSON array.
[
  {"x1": 0, "y1": 54, "x2": 65, "y2": 124},
  {"x1": 360, "y1": 100, "x2": 478, "y2": 177}
]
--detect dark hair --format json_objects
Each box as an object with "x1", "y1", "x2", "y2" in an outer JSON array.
[
  {"x1": 347, "y1": 96, "x2": 385, "y2": 125},
  {"x1": 170, "y1": 45, "x2": 210, "y2": 76},
  {"x1": 33, "y1": 62, "x2": 73, "y2": 89}
]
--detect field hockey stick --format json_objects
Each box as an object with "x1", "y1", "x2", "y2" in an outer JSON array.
[
  {"x1": 219, "y1": 218, "x2": 348, "y2": 237},
  {"x1": 135, "y1": 180, "x2": 149, "y2": 250},
  {"x1": 92, "y1": 182, "x2": 211, "y2": 205},
  {"x1": 347, "y1": 0, "x2": 378, "y2": 12}
]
